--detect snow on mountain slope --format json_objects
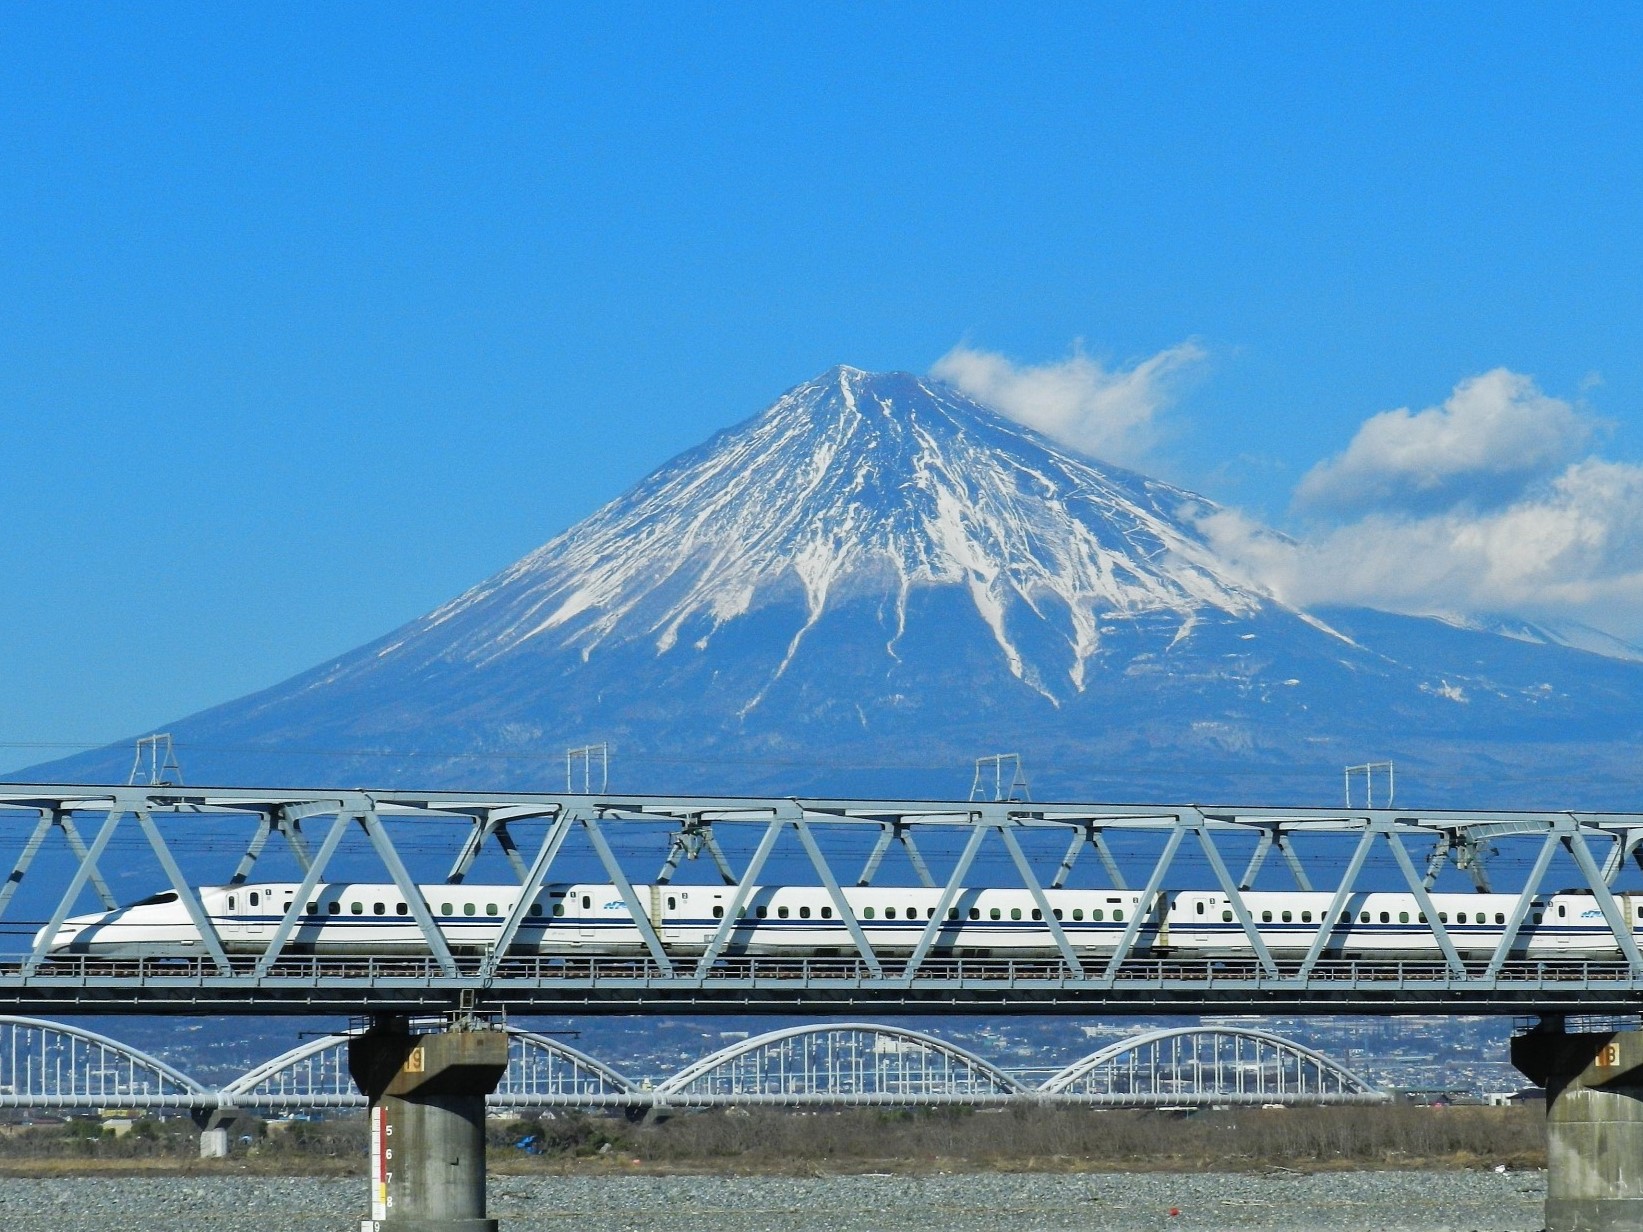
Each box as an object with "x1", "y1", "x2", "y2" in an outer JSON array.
[{"x1": 366, "y1": 366, "x2": 1296, "y2": 706}]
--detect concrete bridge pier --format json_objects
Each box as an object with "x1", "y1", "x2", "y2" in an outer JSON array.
[
  {"x1": 348, "y1": 1015, "x2": 511, "y2": 1232},
  {"x1": 1513, "y1": 1018, "x2": 1643, "y2": 1232}
]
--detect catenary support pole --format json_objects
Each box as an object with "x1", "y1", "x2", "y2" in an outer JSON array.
[{"x1": 350, "y1": 1016, "x2": 511, "y2": 1232}]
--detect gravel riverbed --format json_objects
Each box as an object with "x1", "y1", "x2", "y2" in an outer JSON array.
[{"x1": 0, "y1": 1170, "x2": 1548, "y2": 1231}]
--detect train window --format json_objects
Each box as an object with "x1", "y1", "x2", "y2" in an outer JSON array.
[
  {"x1": 821, "y1": 906, "x2": 833, "y2": 919},
  {"x1": 1280, "y1": 911, "x2": 1292, "y2": 923},
  {"x1": 1031, "y1": 908, "x2": 1042, "y2": 921},
  {"x1": 1261, "y1": 911, "x2": 1273, "y2": 923},
  {"x1": 1092, "y1": 910, "x2": 1103, "y2": 922},
  {"x1": 1113, "y1": 910, "x2": 1124, "y2": 922},
  {"x1": 396, "y1": 903, "x2": 408, "y2": 916},
  {"x1": 351, "y1": 902, "x2": 363, "y2": 915},
  {"x1": 926, "y1": 907, "x2": 935, "y2": 919},
  {"x1": 1360, "y1": 911, "x2": 1370, "y2": 923},
  {"x1": 249, "y1": 892, "x2": 260, "y2": 907},
  {"x1": 712, "y1": 905, "x2": 724, "y2": 919},
  {"x1": 307, "y1": 902, "x2": 317, "y2": 914},
  {"x1": 1052, "y1": 908, "x2": 1062, "y2": 920},
  {"x1": 1439, "y1": 912, "x2": 1449, "y2": 923},
  {"x1": 373, "y1": 903, "x2": 385, "y2": 916},
  {"x1": 1073, "y1": 909, "x2": 1084, "y2": 921},
  {"x1": 1196, "y1": 901, "x2": 1205, "y2": 915},
  {"x1": 1398, "y1": 912, "x2": 1410, "y2": 924},
  {"x1": 1301, "y1": 911, "x2": 1312, "y2": 924},
  {"x1": 757, "y1": 905, "x2": 769, "y2": 918},
  {"x1": 1558, "y1": 904, "x2": 1567, "y2": 918},
  {"x1": 1496, "y1": 913, "x2": 1506, "y2": 925},
  {"x1": 1223, "y1": 911, "x2": 1233, "y2": 922},
  {"x1": 440, "y1": 903, "x2": 453, "y2": 916},
  {"x1": 227, "y1": 895, "x2": 237, "y2": 911},
  {"x1": 861, "y1": 907, "x2": 874, "y2": 920},
  {"x1": 1379, "y1": 911, "x2": 1389, "y2": 923},
  {"x1": 1340, "y1": 911, "x2": 1351, "y2": 924},
  {"x1": 1532, "y1": 912, "x2": 1544, "y2": 925},
  {"x1": 885, "y1": 907, "x2": 897, "y2": 919},
  {"x1": 777, "y1": 906, "x2": 790, "y2": 919},
  {"x1": 582, "y1": 895, "x2": 591, "y2": 910},
  {"x1": 553, "y1": 903, "x2": 565, "y2": 917},
  {"x1": 1455, "y1": 912, "x2": 1467, "y2": 925},
  {"x1": 948, "y1": 908, "x2": 960, "y2": 920},
  {"x1": 667, "y1": 896, "x2": 677, "y2": 911},
  {"x1": 1011, "y1": 908, "x2": 1023, "y2": 921},
  {"x1": 463, "y1": 904, "x2": 476, "y2": 917},
  {"x1": 1417, "y1": 913, "x2": 1427, "y2": 924},
  {"x1": 486, "y1": 904, "x2": 499, "y2": 917},
  {"x1": 328, "y1": 902, "x2": 340, "y2": 915},
  {"x1": 527, "y1": 903, "x2": 541, "y2": 917},
  {"x1": 989, "y1": 908, "x2": 1001, "y2": 921},
  {"x1": 799, "y1": 906, "x2": 810, "y2": 919}
]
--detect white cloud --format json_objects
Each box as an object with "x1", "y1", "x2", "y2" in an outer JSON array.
[
  {"x1": 1294, "y1": 368, "x2": 1595, "y2": 516},
  {"x1": 1202, "y1": 456, "x2": 1643, "y2": 639},
  {"x1": 931, "y1": 340, "x2": 1206, "y2": 467}
]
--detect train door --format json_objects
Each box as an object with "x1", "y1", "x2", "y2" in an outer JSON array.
[
  {"x1": 1155, "y1": 894, "x2": 1171, "y2": 951},
  {"x1": 648, "y1": 885, "x2": 667, "y2": 944},
  {"x1": 577, "y1": 890, "x2": 594, "y2": 940}
]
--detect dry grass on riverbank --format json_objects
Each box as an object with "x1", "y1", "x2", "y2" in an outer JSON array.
[{"x1": 0, "y1": 1104, "x2": 1546, "y2": 1177}]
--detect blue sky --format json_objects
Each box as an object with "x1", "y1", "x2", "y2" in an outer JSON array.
[{"x1": 4, "y1": 4, "x2": 1643, "y2": 760}]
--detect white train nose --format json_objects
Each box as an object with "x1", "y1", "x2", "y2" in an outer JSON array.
[{"x1": 32, "y1": 922, "x2": 85, "y2": 953}]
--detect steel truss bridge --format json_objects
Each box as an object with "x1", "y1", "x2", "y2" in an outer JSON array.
[
  {"x1": 0, "y1": 1017, "x2": 1385, "y2": 1111},
  {"x1": 1, "y1": 784, "x2": 1642, "y2": 1015}
]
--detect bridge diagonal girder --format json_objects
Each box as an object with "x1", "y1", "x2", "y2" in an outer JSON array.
[
  {"x1": 252, "y1": 807, "x2": 354, "y2": 977},
  {"x1": 902, "y1": 820, "x2": 989, "y2": 979},
  {"x1": 493, "y1": 806, "x2": 578, "y2": 961},
  {"x1": 792, "y1": 809, "x2": 883, "y2": 976},
  {"x1": 24, "y1": 797, "x2": 132, "y2": 974}
]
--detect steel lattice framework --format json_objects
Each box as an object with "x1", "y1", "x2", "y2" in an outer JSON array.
[
  {"x1": 653, "y1": 1023, "x2": 1025, "y2": 1104},
  {"x1": 1, "y1": 784, "x2": 1641, "y2": 1014},
  {"x1": 1040, "y1": 1026, "x2": 1383, "y2": 1105},
  {"x1": 0, "y1": 1015, "x2": 207, "y2": 1108},
  {"x1": 0, "y1": 1017, "x2": 1386, "y2": 1110}
]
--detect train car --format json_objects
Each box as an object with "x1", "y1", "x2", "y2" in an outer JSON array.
[{"x1": 35, "y1": 882, "x2": 1643, "y2": 960}]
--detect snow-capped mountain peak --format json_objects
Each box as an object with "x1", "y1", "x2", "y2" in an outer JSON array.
[{"x1": 407, "y1": 366, "x2": 1274, "y2": 702}]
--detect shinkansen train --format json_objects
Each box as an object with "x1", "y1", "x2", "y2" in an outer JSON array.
[{"x1": 35, "y1": 881, "x2": 1643, "y2": 960}]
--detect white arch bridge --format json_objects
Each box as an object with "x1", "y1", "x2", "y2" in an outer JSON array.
[{"x1": 0, "y1": 1017, "x2": 1385, "y2": 1112}]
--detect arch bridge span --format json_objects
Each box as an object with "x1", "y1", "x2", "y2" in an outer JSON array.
[{"x1": 0, "y1": 1017, "x2": 1386, "y2": 1111}]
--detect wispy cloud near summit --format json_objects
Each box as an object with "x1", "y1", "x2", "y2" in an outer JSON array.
[{"x1": 930, "y1": 341, "x2": 1206, "y2": 468}]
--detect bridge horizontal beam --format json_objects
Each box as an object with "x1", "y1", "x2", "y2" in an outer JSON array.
[
  {"x1": 4, "y1": 783, "x2": 1642, "y2": 830},
  {"x1": 0, "y1": 955, "x2": 1638, "y2": 1015}
]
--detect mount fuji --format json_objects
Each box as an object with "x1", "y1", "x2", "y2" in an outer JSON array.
[{"x1": 21, "y1": 366, "x2": 1643, "y2": 806}]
